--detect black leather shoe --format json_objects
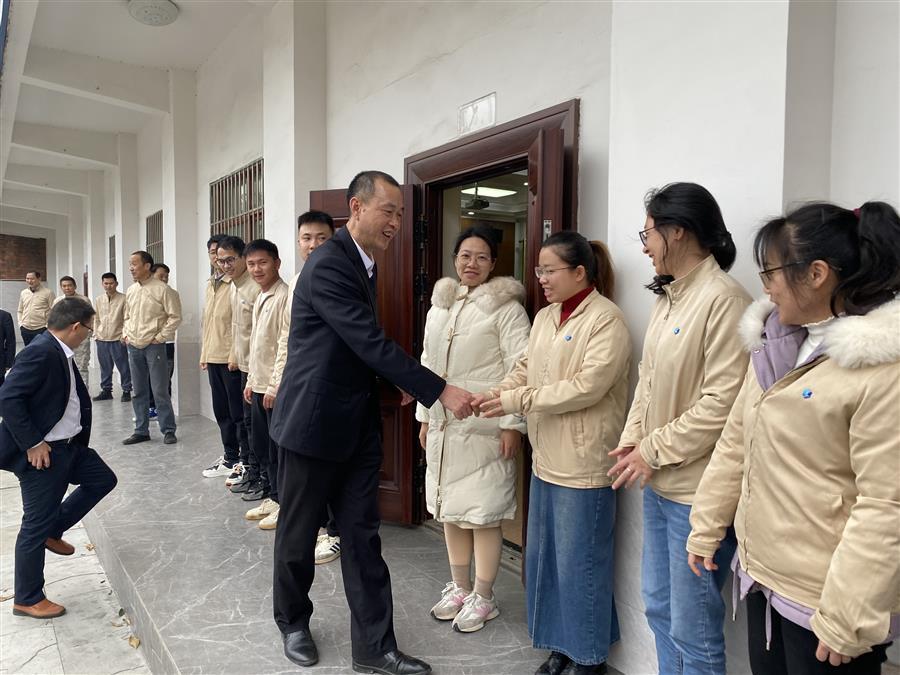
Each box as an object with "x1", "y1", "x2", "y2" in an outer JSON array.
[
  {"x1": 560, "y1": 662, "x2": 607, "y2": 675},
  {"x1": 229, "y1": 474, "x2": 253, "y2": 493},
  {"x1": 163, "y1": 432, "x2": 177, "y2": 444},
  {"x1": 241, "y1": 481, "x2": 266, "y2": 502},
  {"x1": 93, "y1": 390, "x2": 113, "y2": 401},
  {"x1": 123, "y1": 434, "x2": 151, "y2": 445},
  {"x1": 352, "y1": 650, "x2": 432, "y2": 675},
  {"x1": 283, "y1": 629, "x2": 318, "y2": 667},
  {"x1": 121, "y1": 392, "x2": 132, "y2": 402},
  {"x1": 536, "y1": 652, "x2": 571, "y2": 675}
]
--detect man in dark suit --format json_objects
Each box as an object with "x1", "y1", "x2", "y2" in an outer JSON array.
[
  {"x1": 0, "y1": 298, "x2": 117, "y2": 619},
  {"x1": 0, "y1": 308, "x2": 15, "y2": 386},
  {"x1": 270, "y1": 171, "x2": 473, "y2": 675}
]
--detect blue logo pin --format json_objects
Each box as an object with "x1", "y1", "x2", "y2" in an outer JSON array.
[
  {"x1": 564, "y1": 335, "x2": 572, "y2": 341},
  {"x1": 802, "y1": 388, "x2": 813, "y2": 399},
  {"x1": 673, "y1": 327, "x2": 681, "y2": 335}
]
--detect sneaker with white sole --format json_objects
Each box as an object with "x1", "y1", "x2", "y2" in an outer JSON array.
[
  {"x1": 245, "y1": 498, "x2": 278, "y2": 521},
  {"x1": 314, "y1": 534, "x2": 341, "y2": 564},
  {"x1": 451, "y1": 592, "x2": 499, "y2": 633},
  {"x1": 259, "y1": 507, "x2": 279, "y2": 530},
  {"x1": 430, "y1": 581, "x2": 470, "y2": 621},
  {"x1": 224, "y1": 463, "x2": 245, "y2": 487},
  {"x1": 202, "y1": 456, "x2": 234, "y2": 478}
]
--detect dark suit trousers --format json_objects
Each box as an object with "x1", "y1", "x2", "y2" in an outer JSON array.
[
  {"x1": 274, "y1": 426, "x2": 396, "y2": 660},
  {"x1": 20, "y1": 327, "x2": 45, "y2": 346},
  {"x1": 14, "y1": 440, "x2": 117, "y2": 605},
  {"x1": 250, "y1": 392, "x2": 277, "y2": 501},
  {"x1": 240, "y1": 371, "x2": 253, "y2": 468},
  {"x1": 207, "y1": 363, "x2": 247, "y2": 465}
]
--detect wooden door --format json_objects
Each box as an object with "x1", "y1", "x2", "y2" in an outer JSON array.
[{"x1": 309, "y1": 186, "x2": 420, "y2": 525}]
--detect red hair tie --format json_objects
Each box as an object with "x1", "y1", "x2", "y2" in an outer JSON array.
[{"x1": 853, "y1": 207, "x2": 861, "y2": 218}]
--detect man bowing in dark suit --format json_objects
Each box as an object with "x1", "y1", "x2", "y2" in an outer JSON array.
[
  {"x1": 0, "y1": 297, "x2": 117, "y2": 619},
  {"x1": 271, "y1": 171, "x2": 473, "y2": 675}
]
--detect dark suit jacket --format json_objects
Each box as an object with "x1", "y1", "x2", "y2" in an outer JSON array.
[
  {"x1": 271, "y1": 226, "x2": 445, "y2": 461},
  {"x1": 0, "y1": 332, "x2": 92, "y2": 472},
  {"x1": 0, "y1": 309, "x2": 15, "y2": 371}
]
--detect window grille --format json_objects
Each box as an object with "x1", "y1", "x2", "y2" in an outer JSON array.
[
  {"x1": 146, "y1": 210, "x2": 164, "y2": 264},
  {"x1": 108, "y1": 235, "x2": 116, "y2": 276},
  {"x1": 210, "y1": 158, "x2": 264, "y2": 242}
]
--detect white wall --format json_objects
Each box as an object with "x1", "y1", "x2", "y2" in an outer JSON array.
[{"x1": 137, "y1": 115, "x2": 163, "y2": 228}]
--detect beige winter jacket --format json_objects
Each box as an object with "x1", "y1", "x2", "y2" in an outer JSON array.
[
  {"x1": 200, "y1": 274, "x2": 233, "y2": 365},
  {"x1": 271, "y1": 272, "x2": 300, "y2": 391},
  {"x1": 416, "y1": 277, "x2": 531, "y2": 524},
  {"x1": 123, "y1": 277, "x2": 182, "y2": 348},
  {"x1": 619, "y1": 255, "x2": 751, "y2": 504},
  {"x1": 688, "y1": 297, "x2": 900, "y2": 658},
  {"x1": 228, "y1": 270, "x2": 260, "y2": 372},
  {"x1": 93, "y1": 291, "x2": 126, "y2": 341},
  {"x1": 496, "y1": 289, "x2": 631, "y2": 489},
  {"x1": 18, "y1": 285, "x2": 54, "y2": 330},
  {"x1": 247, "y1": 278, "x2": 290, "y2": 395}
]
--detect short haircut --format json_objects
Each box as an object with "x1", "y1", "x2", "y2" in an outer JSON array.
[
  {"x1": 207, "y1": 233, "x2": 226, "y2": 249},
  {"x1": 47, "y1": 297, "x2": 95, "y2": 330},
  {"x1": 347, "y1": 170, "x2": 400, "y2": 206},
  {"x1": 151, "y1": 263, "x2": 170, "y2": 274},
  {"x1": 132, "y1": 250, "x2": 154, "y2": 267},
  {"x1": 298, "y1": 210, "x2": 335, "y2": 232},
  {"x1": 101, "y1": 272, "x2": 118, "y2": 282},
  {"x1": 59, "y1": 276, "x2": 77, "y2": 286},
  {"x1": 26, "y1": 270, "x2": 41, "y2": 278},
  {"x1": 243, "y1": 239, "x2": 279, "y2": 260},
  {"x1": 217, "y1": 235, "x2": 246, "y2": 256}
]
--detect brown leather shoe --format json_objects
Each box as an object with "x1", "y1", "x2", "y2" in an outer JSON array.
[
  {"x1": 12, "y1": 598, "x2": 66, "y2": 618},
  {"x1": 45, "y1": 537, "x2": 75, "y2": 556}
]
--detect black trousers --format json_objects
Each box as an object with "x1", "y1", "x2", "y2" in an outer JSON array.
[
  {"x1": 747, "y1": 591, "x2": 890, "y2": 675},
  {"x1": 273, "y1": 426, "x2": 396, "y2": 660},
  {"x1": 250, "y1": 392, "x2": 276, "y2": 501},
  {"x1": 207, "y1": 363, "x2": 247, "y2": 464},
  {"x1": 14, "y1": 440, "x2": 117, "y2": 605},
  {"x1": 20, "y1": 327, "x2": 45, "y2": 346},
  {"x1": 240, "y1": 371, "x2": 253, "y2": 467}
]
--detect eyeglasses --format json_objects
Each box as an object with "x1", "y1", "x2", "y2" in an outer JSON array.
[
  {"x1": 758, "y1": 261, "x2": 807, "y2": 283},
  {"x1": 216, "y1": 256, "x2": 238, "y2": 267},
  {"x1": 639, "y1": 226, "x2": 658, "y2": 246},
  {"x1": 534, "y1": 266, "x2": 574, "y2": 279},
  {"x1": 455, "y1": 253, "x2": 493, "y2": 266},
  {"x1": 79, "y1": 322, "x2": 93, "y2": 333}
]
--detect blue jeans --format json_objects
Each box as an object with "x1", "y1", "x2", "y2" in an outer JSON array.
[
  {"x1": 642, "y1": 488, "x2": 736, "y2": 675},
  {"x1": 96, "y1": 340, "x2": 132, "y2": 393},
  {"x1": 128, "y1": 343, "x2": 175, "y2": 435}
]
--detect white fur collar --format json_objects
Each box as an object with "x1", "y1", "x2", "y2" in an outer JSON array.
[
  {"x1": 739, "y1": 295, "x2": 900, "y2": 369},
  {"x1": 430, "y1": 276, "x2": 525, "y2": 312}
]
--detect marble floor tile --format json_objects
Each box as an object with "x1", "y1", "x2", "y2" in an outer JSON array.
[{"x1": 0, "y1": 623, "x2": 63, "y2": 674}]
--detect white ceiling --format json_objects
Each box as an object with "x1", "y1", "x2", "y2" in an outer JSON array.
[
  {"x1": 16, "y1": 83, "x2": 152, "y2": 133},
  {"x1": 6, "y1": 144, "x2": 106, "y2": 171},
  {"x1": 30, "y1": 0, "x2": 272, "y2": 70}
]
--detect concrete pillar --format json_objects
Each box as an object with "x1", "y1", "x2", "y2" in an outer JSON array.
[
  {"x1": 115, "y1": 134, "x2": 141, "y2": 262},
  {"x1": 88, "y1": 171, "x2": 108, "y2": 289},
  {"x1": 66, "y1": 195, "x2": 86, "y2": 290}
]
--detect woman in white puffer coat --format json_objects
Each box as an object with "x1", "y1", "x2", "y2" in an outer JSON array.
[{"x1": 417, "y1": 225, "x2": 531, "y2": 634}]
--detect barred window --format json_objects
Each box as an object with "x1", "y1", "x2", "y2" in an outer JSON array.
[
  {"x1": 146, "y1": 210, "x2": 164, "y2": 264},
  {"x1": 108, "y1": 235, "x2": 116, "y2": 276},
  {"x1": 210, "y1": 158, "x2": 264, "y2": 242}
]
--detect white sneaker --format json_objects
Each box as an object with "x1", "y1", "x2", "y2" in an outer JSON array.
[
  {"x1": 202, "y1": 456, "x2": 234, "y2": 478},
  {"x1": 259, "y1": 506, "x2": 279, "y2": 530},
  {"x1": 224, "y1": 463, "x2": 245, "y2": 487},
  {"x1": 314, "y1": 534, "x2": 341, "y2": 564},
  {"x1": 451, "y1": 591, "x2": 499, "y2": 632},
  {"x1": 430, "y1": 581, "x2": 470, "y2": 621},
  {"x1": 245, "y1": 498, "x2": 278, "y2": 521}
]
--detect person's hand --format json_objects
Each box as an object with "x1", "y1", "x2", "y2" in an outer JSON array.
[
  {"x1": 688, "y1": 552, "x2": 719, "y2": 577},
  {"x1": 816, "y1": 641, "x2": 852, "y2": 667},
  {"x1": 227, "y1": 361, "x2": 238, "y2": 372},
  {"x1": 439, "y1": 384, "x2": 474, "y2": 420},
  {"x1": 27, "y1": 442, "x2": 52, "y2": 470},
  {"x1": 418, "y1": 423, "x2": 428, "y2": 450},
  {"x1": 243, "y1": 386, "x2": 253, "y2": 404},
  {"x1": 152, "y1": 337, "x2": 163, "y2": 345},
  {"x1": 399, "y1": 389, "x2": 414, "y2": 406},
  {"x1": 608, "y1": 446, "x2": 653, "y2": 489},
  {"x1": 200, "y1": 361, "x2": 207, "y2": 371},
  {"x1": 122, "y1": 337, "x2": 129, "y2": 345},
  {"x1": 499, "y1": 429, "x2": 522, "y2": 460},
  {"x1": 474, "y1": 391, "x2": 505, "y2": 418},
  {"x1": 263, "y1": 391, "x2": 276, "y2": 409}
]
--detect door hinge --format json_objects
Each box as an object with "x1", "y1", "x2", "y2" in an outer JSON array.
[
  {"x1": 414, "y1": 272, "x2": 429, "y2": 299},
  {"x1": 414, "y1": 215, "x2": 428, "y2": 247}
]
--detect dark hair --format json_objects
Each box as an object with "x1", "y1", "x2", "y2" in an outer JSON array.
[
  {"x1": 101, "y1": 272, "x2": 118, "y2": 282},
  {"x1": 244, "y1": 238, "x2": 280, "y2": 260},
  {"x1": 26, "y1": 270, "x2": 41, "y2": 279},
  {"x1": 453, "y1": 225, "x2": 499, "y2": 260},
  {"x1": 217, "y1": 236, "x2": 246, "y2": 256},
  {"x1": 207, "y1": 233, "x2": 226, "y2": 249},
  {"x1": 347, "y1": 170, "x2": 400, "y2": 206},
  {"x1": 47, "y1": 297, "x2": 95, "y2": 331},
  {"x1": 643, "y1": 182, "x2": 736, "y2": 294},
  {"x1": 543, "y1": 231, "x2": 616, "y2": 300},
  {"x1": 151, "y1": 263, "x2": 170, "y2": 274},
  {"x1": 132, "y1": 250, "x2": 154, "y2": 267},
  {"x1": 754, "y1": 201, "x2": 900, "y2": 316},
  {"x1": 298, "y1": 210, "x2": 335, "y2": 232},
  {"x1": 59, "y1": 276, "x2": 77, "y2": 286}
]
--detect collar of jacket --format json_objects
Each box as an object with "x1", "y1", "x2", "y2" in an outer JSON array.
[
  {"x1": 740, "y1": 295, "x2": 900, "y2": 370},
  {"x1": 663, "y1": 255, "x2": 720, "y2": 303},
  {"x1": 430, "y1": 276, "x2": 525, "y2": 312},
  {"x1": 548, "y1": 288, "x2": 601, "y2": 327}
]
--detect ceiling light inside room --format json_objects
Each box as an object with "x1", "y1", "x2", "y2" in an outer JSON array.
[
  {"x1": 128, "y1": 0, "x2": 179, "y2": 26},
  {"x1": 460, "y1": 187, "x2": 517, "y2": 199}
]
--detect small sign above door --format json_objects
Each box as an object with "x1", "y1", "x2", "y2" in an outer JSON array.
[{"x1": 458, "y1": 92, "x2": 496, "y2": 136}]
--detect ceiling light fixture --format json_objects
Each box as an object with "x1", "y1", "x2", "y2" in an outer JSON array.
[
  {"x1": 128, "y1": 0, "x2": 179, "y2": 27},
  {"x1": 467, "y1": 211, "x2": 475, "y2": 216},
  {"x1": 461, "y1": 186, "x2": 517, "y2": 199}
]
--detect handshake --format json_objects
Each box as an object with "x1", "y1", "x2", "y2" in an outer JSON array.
[{"x1": 438, "y1": 384, "x2": 505, "y2": 420}]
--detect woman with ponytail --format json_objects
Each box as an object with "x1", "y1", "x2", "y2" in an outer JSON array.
[
  {"x1": 688, "y1": 201, "x2": 900, "y2": 673},
  {"x1": 473, "y1": 231, "x2": 632, "y2": 674},
  {"x1": 608, "y1": 182, "x2": 751, "y2": 674}
]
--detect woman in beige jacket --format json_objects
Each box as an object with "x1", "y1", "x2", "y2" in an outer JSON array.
[
  {"x1": 688, "y1": 201, "x2": 900, "y2": 674},
  {"x1": 418, "y1": 226, "x2": 531, "y2": 633},
  {"x1": 608, "y1": 182, "x2": 751, "y2": 675},
  {"x1": 475, "y1": 231, "x2": 631, "y2": 675}
]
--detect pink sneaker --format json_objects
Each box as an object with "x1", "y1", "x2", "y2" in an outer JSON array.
[
  {"x1": 430, "y1": 581, "x2": 469, "y2": 621},
  {"x1": 451, "y1": 591, "x2": 499, "y2": 632}
]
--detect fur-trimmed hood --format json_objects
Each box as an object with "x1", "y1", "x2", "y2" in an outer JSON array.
[
  {"x1": 430, "y1": 276, "x2": 525, "y2": 312},
  {"x1": 739, "y1": 295, "x2": 900, "y2": 369}
]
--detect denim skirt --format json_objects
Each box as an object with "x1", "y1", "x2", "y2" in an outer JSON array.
[{"x1": 526, "y1": 474, "x2": 620, "y2": 665}]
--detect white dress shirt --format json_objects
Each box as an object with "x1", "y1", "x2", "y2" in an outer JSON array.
[
  {"x1": 43, "y1": 334, "x2": 83, "y2": 443},
  {"x1": 350, "y1": 234, "x2": 376, "y2": 279}
]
